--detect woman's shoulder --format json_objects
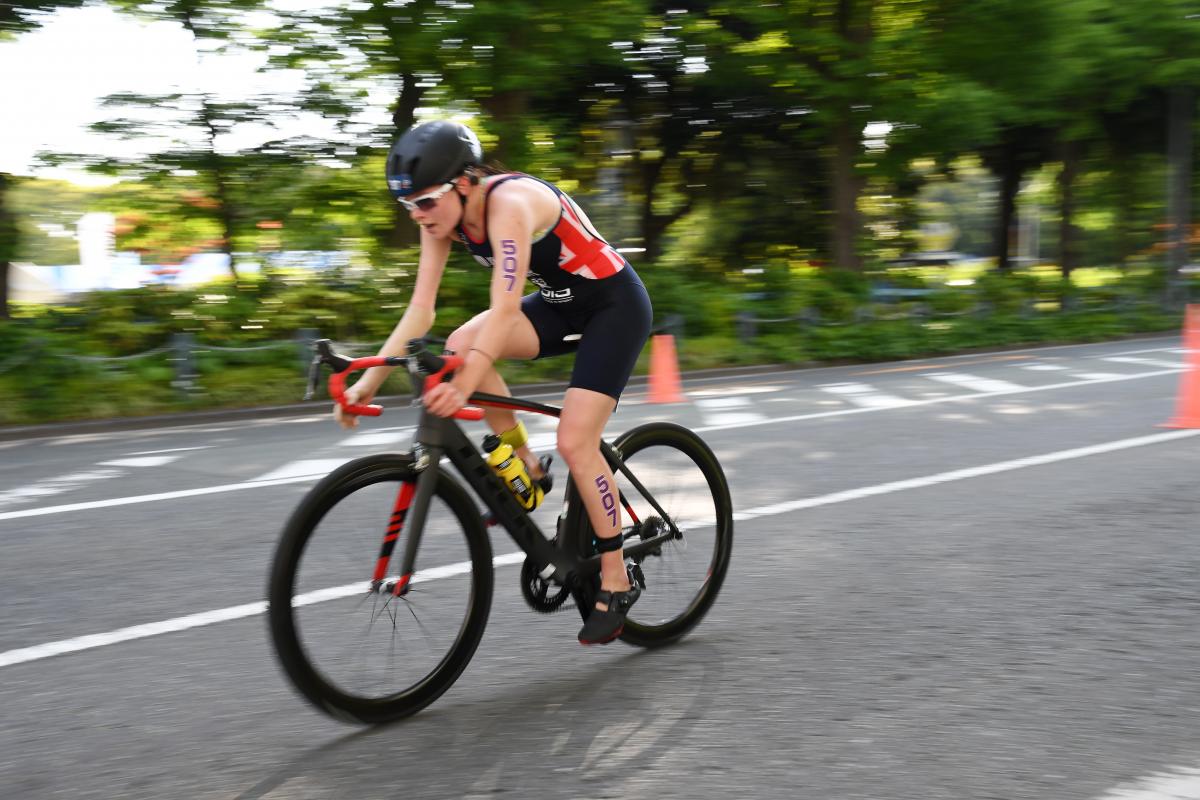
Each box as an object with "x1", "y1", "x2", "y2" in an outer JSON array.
[{"x1": 485, "y1": 174, "x2": 559, "y2": 213}]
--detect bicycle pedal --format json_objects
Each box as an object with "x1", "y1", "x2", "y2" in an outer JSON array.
[{"x1": 627, "y1": 563, "x2": 646, "y2": 590}]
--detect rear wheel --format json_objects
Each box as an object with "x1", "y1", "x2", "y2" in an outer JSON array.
[
  {"x1": 267, "y1": 454, "x2": 493, "y2": 724},
  {"x1": 572, "y1": 422, "x2": 733, "y2": 647}
]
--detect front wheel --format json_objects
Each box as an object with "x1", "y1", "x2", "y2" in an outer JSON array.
[
  {"x1": 573, "y1": 422, "x2": 733, "y2": 647},
  {"x1": 267, "y1": 454, "x2": 493, "y2": 724}
]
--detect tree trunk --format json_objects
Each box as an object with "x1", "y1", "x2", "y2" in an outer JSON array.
[
  {"x1": 1166, "y1": 86, "x2": 1194, "y2": 284},
  {"x1": 388, "y1": 75, "x2": 425, "y2": 249},
  {"x1": 638, "y1": 157, "x2": 667, "y2": 263},
  {"x1": 1058, "y1": 139, "x2": 1080, "y2": 280},
  {"x1": 995, "y1": 153, "x2": 1021, "y2": 273},
  {"x1": 211, "y1": 168, "x2": 239, "y2": 280},
  {"x1": 1113, "y1": 155, "x2": 1135, "y2": 271},
  {"x1": 478, "y1": 89, "x2": 531, "y2": 168},
  {"x1": 827, "y1": 0, "x2": 870, "y2": 272},
  {"x1": 635, "y1": 152, "x2": 693, "y2": 264},
  {"x1": 830, "y1": 111, "x2": 863, "y2": 271}
]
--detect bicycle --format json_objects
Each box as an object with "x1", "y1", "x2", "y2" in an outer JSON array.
[{"x1": 267, "y1": 338, "x2": 733, "y2": 724}]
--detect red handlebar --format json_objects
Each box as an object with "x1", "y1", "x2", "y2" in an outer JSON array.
[{"x1": 329, "y1": 354, "x2": 485, "y2": 421}]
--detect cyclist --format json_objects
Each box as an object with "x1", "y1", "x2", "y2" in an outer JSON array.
[{"x1": 335, "y1": 120, "x2": 654, "y2": 645}]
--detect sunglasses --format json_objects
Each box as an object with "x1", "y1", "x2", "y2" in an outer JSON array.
[{"x1": 398, "y1": 182, "x2": 455, "y2": 212}]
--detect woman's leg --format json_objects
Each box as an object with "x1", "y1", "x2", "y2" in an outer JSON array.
[
  {"x1": 556, "y1": 387, "x2": 630, "y2": 607},
  {"x1": 444, "y1": 308, "x2": 547, "y2": 475}
]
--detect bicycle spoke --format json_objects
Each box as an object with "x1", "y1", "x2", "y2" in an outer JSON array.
[
  {"x1": 584, "y1": 424, "x2": 731, "y2": 646},
  {"x1": 270, "y1": 463, "x2": 492, "y2": 719}
]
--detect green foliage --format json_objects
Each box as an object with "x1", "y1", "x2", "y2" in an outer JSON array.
[{"x1": 0, "y1": 267, "x2": 1186, "y2": 425}]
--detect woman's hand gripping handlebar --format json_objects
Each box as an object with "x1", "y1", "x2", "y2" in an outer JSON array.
[{"x1": 307, "y1": 338, "x2": 485, "y2": 423}]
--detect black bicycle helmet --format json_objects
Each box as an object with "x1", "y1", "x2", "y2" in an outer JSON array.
[{"x1": 385, "y1": 120, "x2": 483, "y2": 199}]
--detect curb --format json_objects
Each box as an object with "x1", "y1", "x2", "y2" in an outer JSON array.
[{"x1": 0, "y1": 363, "x2": 790, "y2": 443}]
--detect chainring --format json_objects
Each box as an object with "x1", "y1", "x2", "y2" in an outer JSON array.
[{"x1": 520, "y1": 556, "x2": 571, "y2": 613}]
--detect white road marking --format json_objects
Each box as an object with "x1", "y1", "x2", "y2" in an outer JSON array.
[
  {"x1": 0, "y1": 473, "x2": 326, "y2": 521},
  {"x1": 1104, "y1": 356, "x2": 1183, "y2": 369},
  {"x1": 818, "y1": 382, "x2": 914, "y2": 409},
  {"x1": 689, "y1": 385, "x2": 785, "y2": 398},
  {"x1": 0, "y1": 341, "x2": 1180, "y2": 448},
  {"x1": 126, "y1": 446, "x2": 214, "y2": 455},
  {"x1": 1072, "y1": 372, "x2": 1122, "y2": 380},
  {"x1": 695, "y1": 397, "x2": 752, "y2": 409},
  {"x1": 1093, "y1": 765, "x2": 1200, "y2": 799},
  {"x1": 921, "y1": 372, "x2": 1025, "y2": 393},
  {"x1": 338, "y1": 427, "x2": 414, "y2": 447},
  {"x1": 98, "y1": 455, "x2": 182, "y2": 468},
  {"x1": 730, "y1": 429, "x2": 1200, "y2": 522},
  {"x1": 0, "y1": 367, "x2": 1187, "y2": 523},
  {"x1": 2, "y1": 430, "x2": 1197, "y2": 669},
  {"x1": 1017, "y1": 363, "x2": 1068, "y2": 371},
  {"x1": 0, "y1": 552, "x2": 527, "y2": 668},
  {"x1": 527, "y1": 432, "x2": 559, "y2": 450},
  {"x1": 253, "y1": 458, "x2": 355, "y2": 481},
  {"x1": 694, "y1": 368, "x2": 1183, "y2": 435},
  {"x1": 703, "y1": 412, "x2": 769, "y2": 425},
  {"x1": 0, "y1": 468, "x2": 123, "y2": 511},
  {"x1": 1107, "y1": 345, "x2": 1185, "y2": 357},
  {"x1": 695, "y1": 397, "x2": 767, "y2": 425}
]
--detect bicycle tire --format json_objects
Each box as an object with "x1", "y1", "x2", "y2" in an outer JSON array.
[
  {"x1": 571, "y1": 422, "x2": 733, "y2": 647},
  {"x1": 267, "y1": 453, "x2": 493, "y2": 724}
]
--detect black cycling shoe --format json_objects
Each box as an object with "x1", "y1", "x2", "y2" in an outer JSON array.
[{"x1": 577, "y1": 584, "x2": 641, "y2": 645}]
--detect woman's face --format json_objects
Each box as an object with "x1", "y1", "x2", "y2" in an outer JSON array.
[{"x1": 406, "y1": 179, "x2": 464, "y2": 238}]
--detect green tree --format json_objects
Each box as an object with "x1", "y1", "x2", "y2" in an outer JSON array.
[
  {"x1": 0, "y1": 1, "x2": 84, "y2": 38},
  {"x1": 40, "y1": 0, "x2": 298, "y2": 278},
  {"x1": 267, "y1": 0, "x2": 647, "y2": 250}
]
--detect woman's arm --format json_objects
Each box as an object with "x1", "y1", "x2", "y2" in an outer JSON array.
[
  {"x1": 351, "y1": 227, "x2": 451, "y2": 397},
  {"x1": 446, "y1": 184, "x2": 537, "y2": 399}
]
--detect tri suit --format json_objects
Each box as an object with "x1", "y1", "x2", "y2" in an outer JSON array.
[{"x1": 457, "y1": 173, "x2": 653, "y2": 400}]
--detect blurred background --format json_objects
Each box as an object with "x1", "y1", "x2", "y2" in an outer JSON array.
[{"x1": 2, "y1": 0, "x2": 1199, "y2": 425}]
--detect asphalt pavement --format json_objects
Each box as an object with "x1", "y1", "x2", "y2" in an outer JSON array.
[{"x1": 2, "y1": 336, "x2": 1199, "y2": 800}]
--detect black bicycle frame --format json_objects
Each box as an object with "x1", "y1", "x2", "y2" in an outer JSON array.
[{"x1": 394, "y1": 390, "x2": 679, "y2": 590}]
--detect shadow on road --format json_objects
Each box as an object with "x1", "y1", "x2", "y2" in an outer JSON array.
[{"x1": 234, "y1": 639, "x2": 724, "y2": 799}]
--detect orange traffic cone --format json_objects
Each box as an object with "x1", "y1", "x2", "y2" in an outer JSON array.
[
  {"x1": 647, "y1": 334, "x2": 686, "y2": 403},
  {"x1": 1162, "y1": 304, "x2": 1200, "y2": 428}
]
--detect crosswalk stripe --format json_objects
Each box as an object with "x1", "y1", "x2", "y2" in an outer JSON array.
[
  {"x1": 818, "y1": 382, "x2": 914, "y2": 409},
  {"x1": 338, "y1": 427, "x2": 414, "y2": 447},
  {"x1": 254, "y1": 458, "x2": 355, "y2": 482},
  {"x1": 98, "y1": 455, "x2": 182, "y2": 468},
  {"x1": 922, "y1": 372, "x2": 1024, "y2": 393},
  {"x1": 695, "y1": 397, "x2": 752, "y2": 409},
  {"x1": 1103, "y1": 356, "x2": 1182, "y2": 369},
  {"x1": 1018, "y1": 363, "x2": 1068, "y2": 371}
]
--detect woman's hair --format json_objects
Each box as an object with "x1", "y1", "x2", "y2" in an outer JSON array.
[{"x1": 465, "y1": 162, "x2": 510, "y2": 184}]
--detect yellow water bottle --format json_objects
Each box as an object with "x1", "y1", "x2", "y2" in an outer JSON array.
[{"x1": 482, "y1": 434, "x2": 544, "y2": 511}]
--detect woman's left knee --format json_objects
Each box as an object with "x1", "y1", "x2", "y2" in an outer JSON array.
[
  {"x1": 445, "y1": 326, "x2": 473, "y2": 353},
  {"x1": 445, "y1": 311, "x2": 488, "y2": 353},
  {"x1": 555, "y1": 424, "x2": 599, "y2": 466}
]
